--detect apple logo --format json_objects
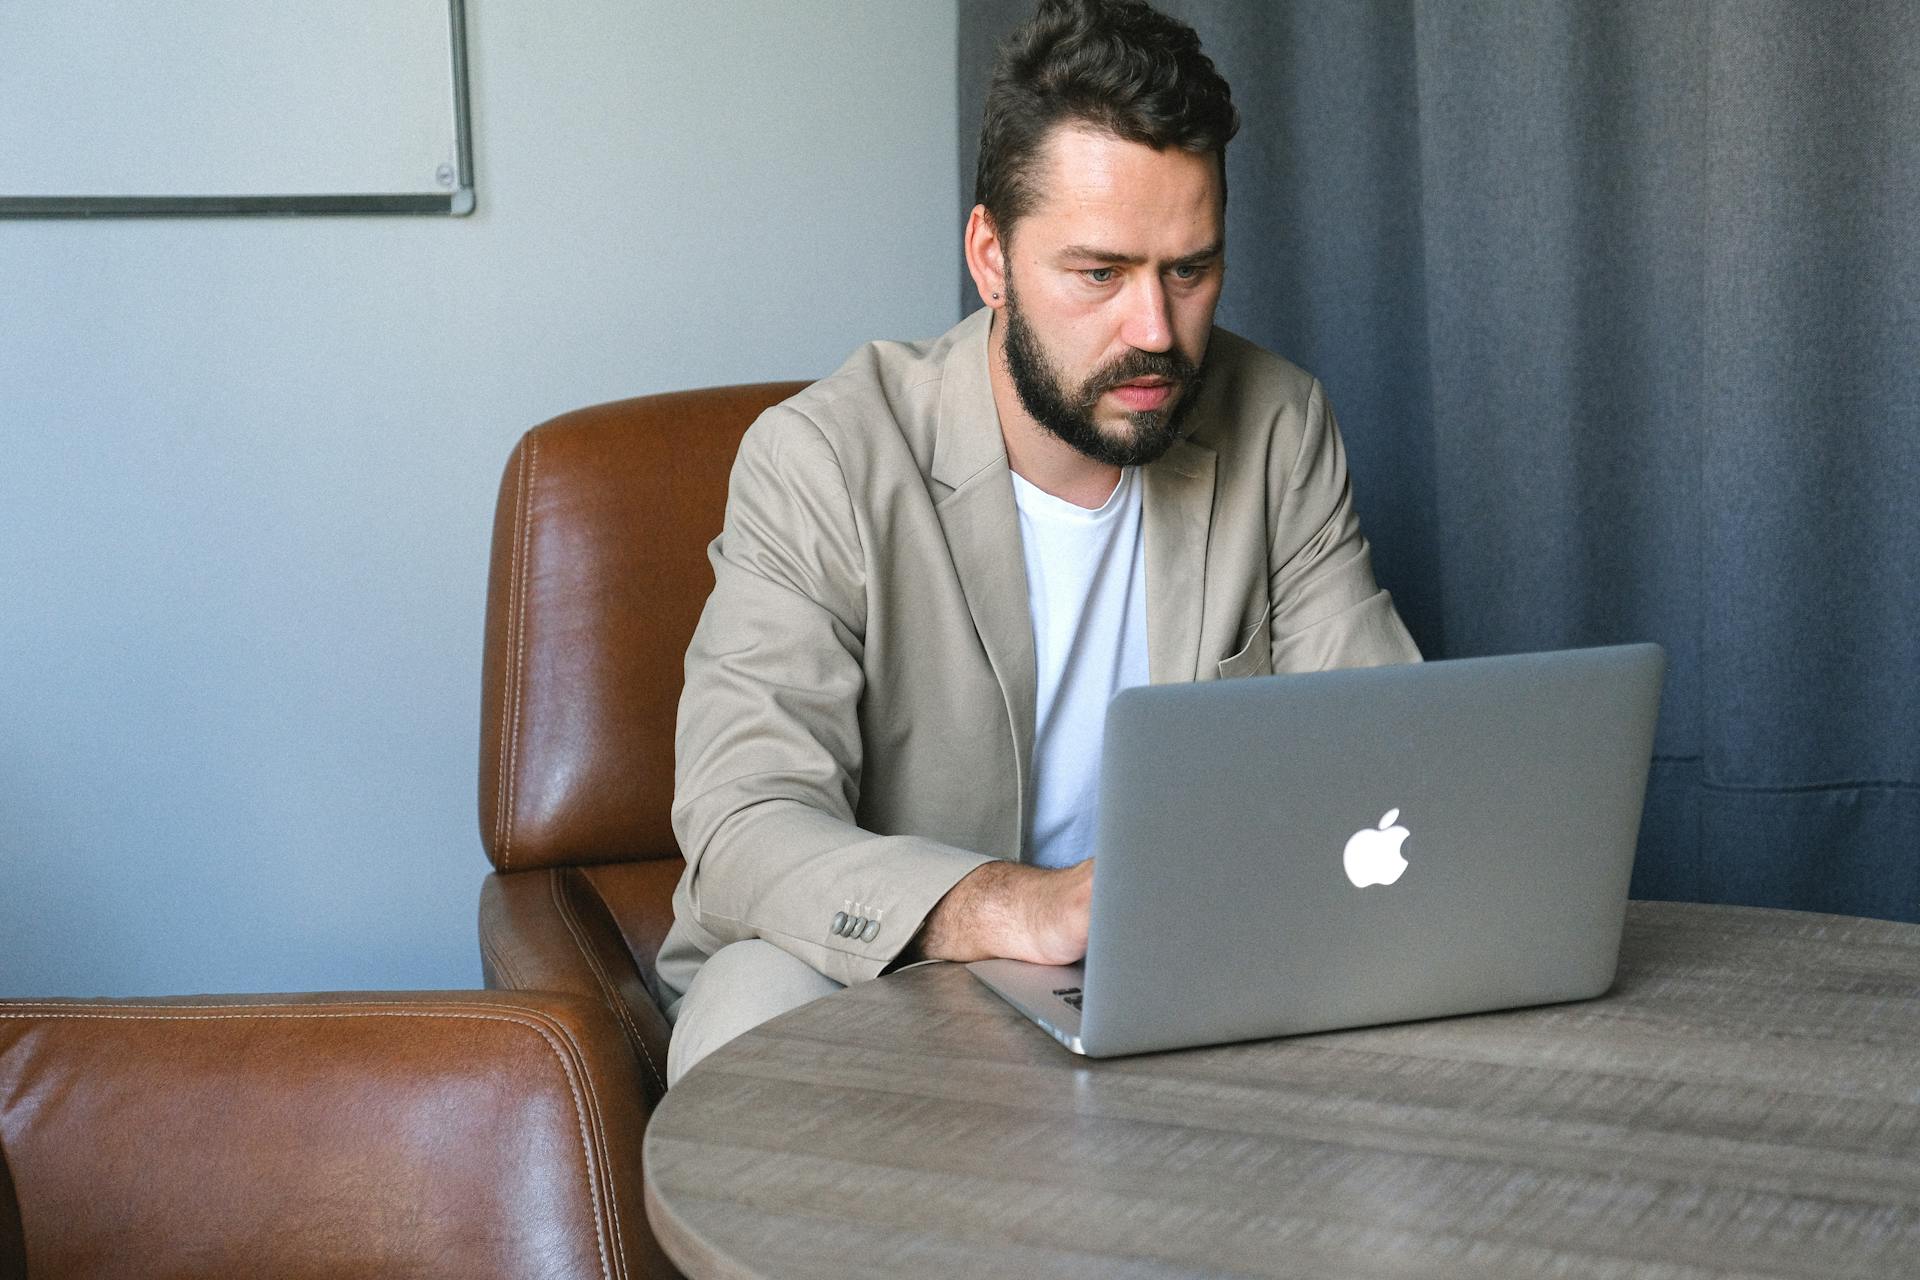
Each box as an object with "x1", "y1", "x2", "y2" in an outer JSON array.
[{"x1": 1343, "y1": 808, "x2": 1410, "y2": 887}]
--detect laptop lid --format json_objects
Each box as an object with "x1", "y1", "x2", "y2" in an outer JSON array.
[{"x1": 1074, "y1": 643, "x2": 1666, "y2": 1057}]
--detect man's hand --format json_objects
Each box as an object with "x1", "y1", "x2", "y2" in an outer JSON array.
[{"x1": 909, "y1": 859, "x2": 1094, "y2": 965}]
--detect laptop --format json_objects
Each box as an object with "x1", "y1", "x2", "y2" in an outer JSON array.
[{"x1": 967, "y1": 643, "x2": 1666, "y2": 1057}]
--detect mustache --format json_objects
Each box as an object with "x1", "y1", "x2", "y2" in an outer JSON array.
[{"x1": 1076, "y1": 348, "x2": 1203, "y2": 408}]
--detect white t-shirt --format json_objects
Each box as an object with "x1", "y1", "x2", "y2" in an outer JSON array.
[{"x1": 1010, "y1": 467, "x2": 1151, "y2": 869}]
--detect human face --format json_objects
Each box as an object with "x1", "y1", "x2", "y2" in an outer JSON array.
[
  {"x1": 1001, "y1": 266, "x2": 1201, "y2": 468},
  {"x1": 994, "y1": 127, "x2": 1225, "y2": 465}
]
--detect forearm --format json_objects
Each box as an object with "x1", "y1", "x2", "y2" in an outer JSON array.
[
  {"x1": 906, "y1": 858, "x2": 1094, "y2": 966},
  {"x1": 906, "y1": 860, "x2": 1030, "y2": 963}
]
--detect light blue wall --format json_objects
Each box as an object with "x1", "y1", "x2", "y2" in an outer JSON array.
[{"x1": 0, "y1": 1, "x2": 961, "y2": 995}]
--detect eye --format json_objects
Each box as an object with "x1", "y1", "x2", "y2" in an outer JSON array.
[
  {"x1": 1170, "y1": 263, "x2": 1204, "y2": 282},
  {"x1": 1082, "y1": 267, "x2": 1117, "y2": 285}
]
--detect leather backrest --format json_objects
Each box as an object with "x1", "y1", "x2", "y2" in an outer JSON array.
[{"x1": 479, "y1": 383, "x2": 808, "y2": 872}]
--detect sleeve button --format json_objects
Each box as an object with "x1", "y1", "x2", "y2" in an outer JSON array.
[
  {"x1": 860, "y1": 918, "x2": 881, "y2": 943},
  {"x1": 831, "y1": 911, "x2": 849, "y2": 936}
]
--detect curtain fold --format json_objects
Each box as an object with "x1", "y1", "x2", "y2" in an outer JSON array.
[{"x1": 958, "y1": 1, "x2": 1918, "y2": 921}]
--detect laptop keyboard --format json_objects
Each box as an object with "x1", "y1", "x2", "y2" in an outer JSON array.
[{"x1": 1053, "y1": 987, "x2": 1083, "y2": 1011}]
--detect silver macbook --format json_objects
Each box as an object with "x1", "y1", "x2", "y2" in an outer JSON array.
[{"x1": 968, "y1": 643, "x2": 1666, "y2": 1057}]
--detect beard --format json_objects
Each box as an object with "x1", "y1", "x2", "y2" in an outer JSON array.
[{"x1": 1000, "y1": 277, "x2": 1205, "y2": 469}]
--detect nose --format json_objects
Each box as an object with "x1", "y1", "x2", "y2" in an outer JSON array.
[{"x1": 1119, "y1": 275, "x2": 1174, "y2": 353}]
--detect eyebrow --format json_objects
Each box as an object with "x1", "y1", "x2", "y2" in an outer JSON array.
[{"x1": 1055, "y1": 242, "x2": 1224, "y2": 268}]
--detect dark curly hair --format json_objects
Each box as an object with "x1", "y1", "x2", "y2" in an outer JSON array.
[{"x1": 974, "y1": 0, "x2": 1239, "y2": 238}]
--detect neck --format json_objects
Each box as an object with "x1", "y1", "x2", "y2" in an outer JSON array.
[{"x1": 987, "y1": 310, "x2": 1122, "y2": 510}]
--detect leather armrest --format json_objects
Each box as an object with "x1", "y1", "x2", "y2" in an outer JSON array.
[
  {"x1": 480, "y1": 864, "x2": 680, "y2": 1105},
  {"x1": 0, "y1": 990, "x2": 676, "y2": 1280}
]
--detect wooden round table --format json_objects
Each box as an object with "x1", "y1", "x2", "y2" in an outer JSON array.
[{"x1": 643, "y1": 901, "x2": 1920, "y2": 1278}]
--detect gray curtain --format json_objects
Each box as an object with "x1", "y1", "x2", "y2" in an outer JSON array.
[{"x1": 959, "y1": 1, "x2": 1919, "y2": 922}]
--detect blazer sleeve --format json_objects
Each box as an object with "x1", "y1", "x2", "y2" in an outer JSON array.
[
  {"x1": 670, "y1": 406, "x2": 996, "y2": 986},
  {"x1": 1267, "y1": 379, "x2": 1424, "y2": 673}
]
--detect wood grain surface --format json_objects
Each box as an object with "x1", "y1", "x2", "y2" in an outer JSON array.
[{"x1": 643, "y1": 901, "x2": 1920, "y2": 1279}]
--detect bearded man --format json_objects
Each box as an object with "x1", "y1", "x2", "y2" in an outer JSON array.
[{"x1": 656, "y1": 0, "x2": 1420, "y2": 1086}]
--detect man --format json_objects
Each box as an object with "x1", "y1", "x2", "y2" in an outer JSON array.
[{"x1": 656, "y1": 0, "x2": 1420, "y2": 1085}]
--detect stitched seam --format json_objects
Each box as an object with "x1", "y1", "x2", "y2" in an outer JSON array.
[
  {"x1": 553, "y1": 871, "x2": 666, "y2": 1100},
  {"x1": 563, "y1": 1038, "x2": 630, "y2": 1280},
  {"x1": 549, "y1": 877, "x2": 641, "y2": 1275},
  {"x1": 492, "y1": 445, "x2": 525, "y2": 863},
  {"x1": 515, "y1": 998, "x2": 631, "y2": 1280},
  {"x1": 0, "y1": 1008, "x2": 614, "y2": 1280},
  {"x1": 481, "y1": 935, "x2": 525, "y2": 990},
  {"x1": 503, "y1": 435, "x2": 540, "y2": 872}
]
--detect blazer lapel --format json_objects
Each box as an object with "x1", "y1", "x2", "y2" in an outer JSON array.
[
  {"x1": 1144, "y1": 436, "x2": 1217, "y2": 683},
  {"x1": 931, "y1": 310, "x2": 1036, "y2": 842}
]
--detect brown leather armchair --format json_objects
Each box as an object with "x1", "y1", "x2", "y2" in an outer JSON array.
[
  {"x1": 0, "y1": 385, "x2": 800, "y2": 1280},
  {"x1": 473, "y1": 383, "x2": 807, "y2": 1259},
  {"x1": 0, "y1": 989, "x2": 655, "y2": 1279}
]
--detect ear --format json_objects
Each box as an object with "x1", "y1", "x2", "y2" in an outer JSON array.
[{"x1": 963, "y1": 205, "x2": 1008, "y2": 312}]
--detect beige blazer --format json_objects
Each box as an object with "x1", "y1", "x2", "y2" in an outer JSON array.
[{"x1": 657, "y1": 308, "x2": 1419, "y2": 996}]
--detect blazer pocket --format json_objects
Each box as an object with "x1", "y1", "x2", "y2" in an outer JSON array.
[{"x1": 1217, "y1": 613, "x2": 1273, "y2": 680}]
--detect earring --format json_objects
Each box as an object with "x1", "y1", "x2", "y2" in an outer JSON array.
[{"x1": 992, "y1": 292, "x2": 1000, "y2": 300}]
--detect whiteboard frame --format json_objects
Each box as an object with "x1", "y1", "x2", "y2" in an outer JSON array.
[{"x1": 0, "y1": 0, "x2": 475, "y2": 218}]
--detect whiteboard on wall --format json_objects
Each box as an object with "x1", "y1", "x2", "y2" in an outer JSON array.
[{"x1": 0, "y1": 0, "x2": 473, "y2": 216}]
